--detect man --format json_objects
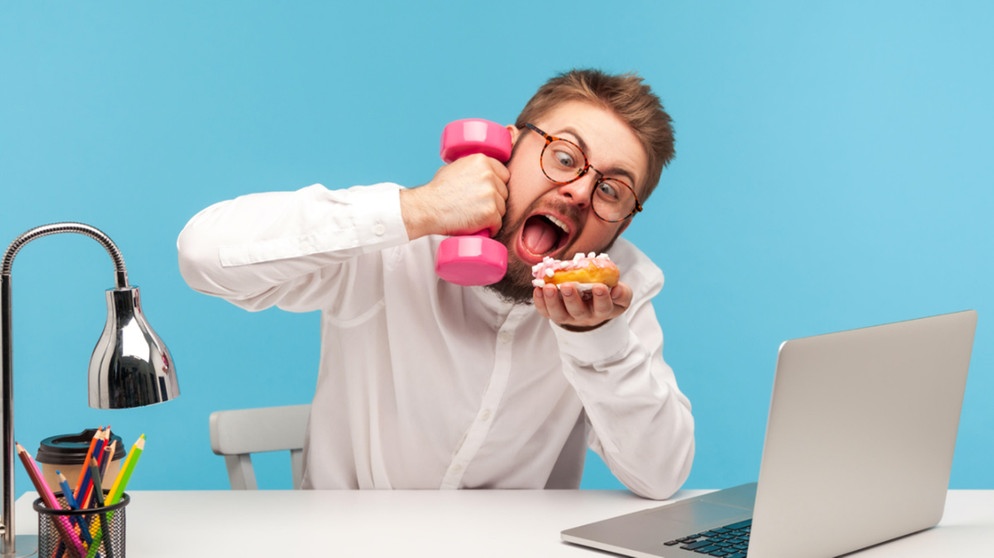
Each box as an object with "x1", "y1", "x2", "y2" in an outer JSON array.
[{"x1": 177, "y1": 69, "x2": 694, "y2": 499}]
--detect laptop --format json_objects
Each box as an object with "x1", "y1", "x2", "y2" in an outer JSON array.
[{"x1": 562, "y1": 310, "x2": 977, "y2": 558}]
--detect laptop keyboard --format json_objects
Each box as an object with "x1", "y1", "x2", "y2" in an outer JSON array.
[{"x1": 663, "y1": 518, "x2": 751, "y2": 557}]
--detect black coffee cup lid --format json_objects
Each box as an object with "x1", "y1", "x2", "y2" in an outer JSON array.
[{"x1": 36, "y1": 429, "x2": 126, "y2": 465}]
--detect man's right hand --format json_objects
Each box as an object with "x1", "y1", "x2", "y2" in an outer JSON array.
[{"x1": 400, "y1": 154, "x2": 510, "y2": 240}]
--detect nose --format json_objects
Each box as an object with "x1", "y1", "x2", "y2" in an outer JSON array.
[{"x1": 557, "y1": 172, "x2": 598, "y2": 209}]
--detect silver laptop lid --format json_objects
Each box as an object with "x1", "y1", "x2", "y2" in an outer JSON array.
[{"x1": 749, "y1": 310, "x2": 977, "y2": 557}]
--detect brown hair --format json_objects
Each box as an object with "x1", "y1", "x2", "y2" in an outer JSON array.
[{"x1": 515, "y1": 69, "x2": 675, "y2": 200}]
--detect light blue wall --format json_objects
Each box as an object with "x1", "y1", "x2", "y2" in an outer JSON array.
[{"x1": 2, "y1": 1, "x2": 992, "y2": 493}]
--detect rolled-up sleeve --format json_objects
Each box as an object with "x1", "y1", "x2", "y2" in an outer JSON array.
[{"x1": 177, "y1": 183, "x2": 407, "y2": 311}]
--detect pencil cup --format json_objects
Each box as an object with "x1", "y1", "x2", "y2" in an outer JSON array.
[{"x1": 34, "y1": 492, "x2": 129, "y2": 558}]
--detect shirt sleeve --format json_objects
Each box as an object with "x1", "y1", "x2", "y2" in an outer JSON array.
[
  {"x1": 176, "y1": 183, "x2": 408, "y2": 312},
  {"x1": 551, "y1": 243, "x2": 695, "y2": 500}
]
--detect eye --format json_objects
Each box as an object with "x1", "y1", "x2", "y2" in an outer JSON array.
[
  {"x1": 553, "y1": 150, "x2": 574, "y2": 168},
  {"x1": 596, "y1": 179, "x2": 622, "y2": 202},
  {"x1": 548, "y1": 140, "x2": 584, "y2": 171}
]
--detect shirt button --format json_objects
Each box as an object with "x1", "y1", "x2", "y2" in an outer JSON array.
[
  {"x1": 480, "y1": 410, "x2": 492, "y2": 422},
  {"x1": 372, "y1": 222, "x2": 386, "y2": 236},
  {"x1": 498, "y1": 332, "x2": 513, "y2": 344}
]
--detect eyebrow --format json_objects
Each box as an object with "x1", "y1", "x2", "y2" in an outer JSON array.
[{"x1": 556, "y1": 127, "x2": 640, "y2": 188}]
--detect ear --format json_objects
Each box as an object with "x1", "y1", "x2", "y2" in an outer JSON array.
[{"x1": 506, "y1": 124, "x2": 521, "y2": 146}]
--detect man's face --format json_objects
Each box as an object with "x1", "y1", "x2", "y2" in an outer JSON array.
[{"x1": 488, "y1": 100, "x2": 648, "y2": 303}]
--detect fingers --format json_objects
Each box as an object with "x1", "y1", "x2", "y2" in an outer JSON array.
[
  {"x1": 478, "y1": 156, "x2": 509, "y2": 235},
  {"x1": 439, "y1": 155, "x2": 508, "y2": 234},
  {"x1": 532, "y1": 282, "x2": 632, "y2": 330},
  {"x1": 404, "y1": 154, "x2": 509, "y2": 239}
]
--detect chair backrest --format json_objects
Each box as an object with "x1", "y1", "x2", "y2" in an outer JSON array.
[{"x1": 208, "y1": 404, "x2": 311, "y2": 490}]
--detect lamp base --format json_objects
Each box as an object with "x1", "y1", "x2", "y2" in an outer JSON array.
[{"x1": 1, "y1": 535, "x2": 38, "y2": 558}]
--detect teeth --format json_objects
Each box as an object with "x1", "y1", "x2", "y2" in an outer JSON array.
[{"x1": 546, "y1": 215, "x2": 570, "y2": 234}]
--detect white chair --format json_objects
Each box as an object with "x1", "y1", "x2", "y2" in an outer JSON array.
[{"x1": 208, "y1": 403, "x2": 311, "y2": 490}]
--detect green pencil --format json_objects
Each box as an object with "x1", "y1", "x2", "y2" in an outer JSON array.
[{"x1": 107, "y1": 434, "x2": 144, "y2": 505}]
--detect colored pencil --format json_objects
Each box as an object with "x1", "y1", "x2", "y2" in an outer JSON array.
[
  {"x1": 80, "y1": 438, "x2": 114, "y2": 511},
  {"x1": 57, "y1": 471, "x2": 92, "y2": 544},
  {"x1": 75, "y1": 429, "x2": 108, "y2": 508},
  {"x1": 57, "y1": 471, "x2": 80, "y2": 510},
  {"x1": 85, "y1": 435, "x2": 144, "y2": 558},
  {"x1": 16, "y1": 443, "x2": 86, "y2": 558},
  {"x1": 72, "y1": 428, "x2": 103, "y2": 498},
  {"x1": 100, "y1": 440, "x2": 116, "y2": 479},
  {"x1": 88, "y1": 459, "x2": 114, "y2": 558},
  {"x1": 107, "y1": 435, "x2": 142, "y2": 506}
]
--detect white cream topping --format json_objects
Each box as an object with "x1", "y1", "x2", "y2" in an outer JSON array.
[{"x1": 530, "y1": 252, "x2": 613, "y2": 287}]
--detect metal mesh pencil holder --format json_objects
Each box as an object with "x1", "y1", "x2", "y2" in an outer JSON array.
[{"x1": 34, "y1": 492, "x2": 129, "y2": 558}]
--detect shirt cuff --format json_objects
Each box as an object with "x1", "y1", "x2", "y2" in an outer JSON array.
[{"x1": 551, "y1": 316, "x2": 632, "y2": 365}]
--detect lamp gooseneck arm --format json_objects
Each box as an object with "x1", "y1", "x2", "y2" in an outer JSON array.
[
  {"x1": 1, "y1": 222, "x2": 130, "y2": 556},
  {"x1": 2, "y1": 222, "x2": 129, "y2": 289}
]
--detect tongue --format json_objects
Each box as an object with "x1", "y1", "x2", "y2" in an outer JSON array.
[{"x1": 522, "y1": 218, "x2": 558, "y2": 255}]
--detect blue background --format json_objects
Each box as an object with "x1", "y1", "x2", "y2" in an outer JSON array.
[{"x1": 2, "y1": 1, "x2": 992, "y2": 494}]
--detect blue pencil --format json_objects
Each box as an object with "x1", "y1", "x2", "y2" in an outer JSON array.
[{"x1": 57, "y1": 471, "x2": 93, "y2": 544}]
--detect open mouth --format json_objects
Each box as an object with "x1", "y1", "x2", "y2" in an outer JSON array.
[{"x1": 519, "y1": 214, "x2": 571, "y2": 263}]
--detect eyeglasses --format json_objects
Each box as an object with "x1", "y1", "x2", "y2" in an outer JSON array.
[{"x1": 525, "y1": 123, "x2": 643, "y2": 223}]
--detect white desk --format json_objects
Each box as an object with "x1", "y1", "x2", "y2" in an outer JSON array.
[{"x1": 14, "y1": 489, "x2": 994, "y2": 556}]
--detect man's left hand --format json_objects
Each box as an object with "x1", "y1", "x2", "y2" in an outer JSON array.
[{"x1": 532, "y1": 282, "x2": 632, "y2": 331}]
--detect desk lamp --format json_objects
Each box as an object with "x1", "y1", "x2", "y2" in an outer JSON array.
[{"x1": 1, "y1": 222, "x2": 180, "y2": 557}]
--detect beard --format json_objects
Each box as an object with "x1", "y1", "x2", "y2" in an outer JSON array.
[{"x1": 485, "y1": 215, "x2": 537, "y2": 304}]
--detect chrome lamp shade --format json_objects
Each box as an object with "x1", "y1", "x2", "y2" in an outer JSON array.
[
  {"x1": 89, "y1": 286, "x2": 179, "y2": 409},
  {"x1": 1, "y1": 222, "x2": 179, "y2": 557}
]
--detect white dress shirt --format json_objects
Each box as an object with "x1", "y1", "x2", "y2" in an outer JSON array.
[{"x1": 177, "y1": 182, "x2": 694, "y2": 499}]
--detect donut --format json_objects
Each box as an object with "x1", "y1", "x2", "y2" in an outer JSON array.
[{"x1": 531, "y1": 252, "x2": 620, "y2": 288}]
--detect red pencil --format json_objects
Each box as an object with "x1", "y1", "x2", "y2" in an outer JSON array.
[
  {"x1": 72, "y1": 428, "x2": 103, "y2": 498},
  {"x1": 79, "y1": 432, "x2": 110, "y2": 509}
]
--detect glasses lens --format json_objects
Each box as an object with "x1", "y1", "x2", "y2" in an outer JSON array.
[
  {"x1": 541, "y1": 139, "x2": 587, "y2": 183},
  {"x1": 592, "y1": 179, "x2": 638, "y2": 222}
]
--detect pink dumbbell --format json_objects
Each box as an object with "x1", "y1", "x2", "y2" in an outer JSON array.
[{"x1": 434, "y1": 119, "x2": 513, "y2": 286}]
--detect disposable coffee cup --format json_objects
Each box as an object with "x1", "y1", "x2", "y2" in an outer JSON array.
[{"x1": 36, "y1": 429, "x2": 125, "y2": 492}]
